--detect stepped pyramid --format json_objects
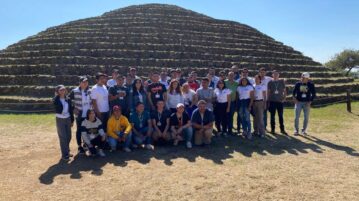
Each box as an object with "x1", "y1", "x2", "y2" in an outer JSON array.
[{"x1": 0, "y1": 4, "x2": 358, "y2": 112}]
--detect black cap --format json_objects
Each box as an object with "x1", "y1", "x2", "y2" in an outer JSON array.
[
  {"x1": 79, "y1": 76, "x2": 88, "y2": 82},
  {"x1": 95, "y1": 72, "x2": 106, "y2": 80}
]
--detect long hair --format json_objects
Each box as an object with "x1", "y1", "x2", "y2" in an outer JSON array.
[
  {"x1": 169, "y1": 79, "x2": 182, "y2": 94},
  {"x1": 216, "y1": 80, "x2": 227, "y2": 89},
  {"x1": 86, "y1": 109, "x2": 96, "y2": 120},
  {"x1": 239, "y1": 78, "x2": 252, "y2": 87},
  {"x1": 132, "y1": 78, "x2": 145, "y2": 95}
]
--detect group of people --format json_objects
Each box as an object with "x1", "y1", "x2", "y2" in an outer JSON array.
[{"x1": 53, "y1": 66, "x2": 316, "y2": 161}]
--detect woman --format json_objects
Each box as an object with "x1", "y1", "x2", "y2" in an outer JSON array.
[
  {"x1": 170, "y1": 103, "x2": 193, "y2": 148},
  {"x1": 182, "y1": 83, "x2": 198, "y2": 117},
  {"x1": 236, "y1": 78, "x2": 254, "y2": 139},
  {"x1": 253, "y1": 75, "x2": 267, "y2": 138},
  {"x1": 129, "y1": 78, "x2": 150, "y2": 113},
  {"x1": 53, "y1": 85, "x2": 74, "y2": 161},
  {"x1": 213, "y1": 80, "x2": 231, "y2": 136},
  {"x1": 80, "y1": 109, "x2": 106, "y2": 157},
  {"x1": 166, "y1": 79, "x2": 184, "y2": 113}
]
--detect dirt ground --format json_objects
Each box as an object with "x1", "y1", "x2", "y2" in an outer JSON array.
[{"x1": 0, "y1": 103, "x2": 358, "y2": 201}]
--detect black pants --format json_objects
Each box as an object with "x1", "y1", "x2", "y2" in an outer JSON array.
[
  {"x1": 268, "y1": 101, "x2": 285, "y2": 131},
  {"x1": 214, "y1": 102, "x2": 228, "y2": 133},
  {"x1": 89, "y1": 135, "x2": 106, "y2": 154},
  {"x1": 75, "y1": 115, "x2": 85, "y2": 147},
  {"x1": 98, "y1": 112, "x2": 109, "y2": 132}
]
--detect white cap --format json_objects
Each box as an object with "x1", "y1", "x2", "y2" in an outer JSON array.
[
  {"x1": 176, "y1": 103, "x2": 185, "y2": 108},
  {"x1": 302, "y1": 72, "x2": 310, "y2": 78}
]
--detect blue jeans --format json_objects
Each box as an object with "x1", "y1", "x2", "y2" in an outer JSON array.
[
  {"x1": 238, "y1": 99, "x2": 251, "y2": 134},
  {"x1": 295, "y1": 101, "x2": 311, "y2": 132},
  {"x1": 182, "y1": 127, "x2": 193, "y2": 142},
  {"x1": 107, "y1": 132, "x2": 132, "y2": 150},
  {"x1": 263, "y1": 108, "x2": 267, "y2": 129},
  {"x1": 132, "y1": 127, "x2": 152, "y2": 145},
  {"x1": 227, "y1": 101, "x2": 236, "y2": 133}
]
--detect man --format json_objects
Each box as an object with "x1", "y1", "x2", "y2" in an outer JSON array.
[
  {"x1": 292, "y1": 72, "x2": 316, "y2": 135},
  {"x1": 130, "y1": 102, "x2": 153, "y2": 150},
  {"x1": 187, "y1": 72, "x2": 200, "y2": 91},
  {"x1": 208, "y1": 68, "x2": 220, "y2": 87},
  {"x1": 191, "y1": 100, "x2": 215, "y2": 146},
  {"x1": 124, "y1": 73, "x2": 134, "y2": 92},
  {"x1": 241, "y1": 68, "x2": 254, "y2": 85},
  {"x1": 129, "y1": 67, "x2": 141, "y2": 80},
  {"x1": 231, "y1": 65, "x2": 240, "y2": 81},
  {"x1": 91, "y1": 72, "x2": 110, "y2": 131},
  {"x1": 147, "y1": 72, "x2": 167, "y2": 110},
  {"x1": 225, "y1": 72, "x2": 239, "y2": 135},
  {"x1": 175, "y1": 68, "x2": 186, "y2": 86},
  {"x1": 68, "y1": 76, "x2": 92, "y2": 154},
  {"x1": 170, "y1": 103, "x2": 193, "y2": 148},
  {"x1": 160, "y1": 71, "x2": 170, "y2": 89},
  {"x1": 109, "y1": 75, "x2": 129, "y2": 117},
  {"x1": 258, "y1": 67, "x2": 272, "y2": 130},
  {"x1": 267, "y1": 70, "x2": 287, "y2": 135},
  {"x1": 107, "y1": 106, "x2": 133, "y2": 152},
  {"x1": 107, "y1": 69, "x2": 119, "y2": 88},
  {"x1": 196, "y1": 78, "x2": 216, "y2": 111},
  {"x1": 151, "y1": 100, "x2": 171, "y2": 144}
]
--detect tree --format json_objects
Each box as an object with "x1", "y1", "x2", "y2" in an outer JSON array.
[{"x1": 325, "y1": 49, "x2": 359, "y2": 76}]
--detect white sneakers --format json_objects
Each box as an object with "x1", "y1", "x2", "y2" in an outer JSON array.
[
  {"x1": 186, "y1": 141, "x2": 192, "y2": 149},
  {"x1": 98, "y1": 149, "x2": 106, "y2": 157},
  {"x1": 123, "y1": 147, "x2": 132, "y2": 153},
  {"x1": 145, "y1": 144, "x2": 154, "y2": 150}
]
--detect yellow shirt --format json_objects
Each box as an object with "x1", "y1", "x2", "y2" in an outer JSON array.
[{"x1": 107, "y1": 115, "x2": 132, "y2": 139}]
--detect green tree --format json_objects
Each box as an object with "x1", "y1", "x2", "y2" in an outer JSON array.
[{"x1": 325, "y1": 49, "x2": 359, "y2": 76}]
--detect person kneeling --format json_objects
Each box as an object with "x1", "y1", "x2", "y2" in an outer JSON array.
[
  {"x1": 80, "y1": 109, "x2": 106, "y2": 157},
  {"x1": 130, "y1": 102, "x2": 154, "y2": 150},
  {"x1": 191, "y1": 100, "x2": 215, "y2": 146},
  {"x1": 151, "y1": 100, "x2": 172, "y2": 145},
  {"x1": 107, "y1": 105, "x2": 133, "y2": 152},
  {"x1": 170, "y1": 103, "x2": 193, "y2": 148}
]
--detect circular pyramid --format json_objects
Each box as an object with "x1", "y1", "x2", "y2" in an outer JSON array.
[{"x1": 0, "y1": 4, "x2": 358, "y2": 112}]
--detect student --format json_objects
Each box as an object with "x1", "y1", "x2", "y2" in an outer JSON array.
[
  {"x1": 53, "y1": 85, "x2": 74, "y2": 161},
  {"x1": 175, "y1": 68, "x2": 186, "y2": 86},
  {"x1": 91, "y1": 72, "x2": 110, "y2": 131},
  {"x1": 129, "y1": 78, "x2": 150, "y2": 113},
  {"x1": 129, "y1": 67, "x2": 141, "y2": 80},
  {"x1": 196, "y1": 78, "x2": 216, "y2": 111},
  {"x1": 237, "y1": 78, "x2": 254, "y2": 138},
  {"x1": 107, "y1": 69, "x2": 119, "y2": 88},
  {"x1": 151, "y1": 100, "x2": 171, "y2": 143},
  {"x1": 208, "y1": 68, "x2": 220, "y2": 87},
  {"x1": 191, "y1": 100, "x2": 215, "y2": 146},
  {"x1": 68, "y1": 76, "x2": 91, "y2": 154},
  {"x1": 170, "y1": 103, "x2": 193, "y2": 148},
  {"x1": 253, "y1": 75, "x2": 267, "y2": 138},
  {"x1": 166, "y1": 79, "x2": 184, "y2": 113},
  {"x1": 80, "y1": 109, "x2": 106, "y2": 157},
  {"x1": 241, "y1": 68, "x2": 254, "y2": 85},
  {"x1": 147, "y1": 72, "x2": 167, "y2": 110},
  {"x1": 213, "y1": 80, "x2": 231, "y2": 136},
  {"x1": 130, "y1": 102, "x2": 153, "y2": 150},
  {"x1": 107, "y1": 105, "x2": 133, "y2": 152},
  {"x1": 258, "y1": 67, "x2": 272, "y2": 130},
  {"x1": 109, "y1": 75, "x2": 129, "y2": 117},
  {"x1": 187, "y1": 72, "x2": 200, "y2": 91},
  {"x1": 160, "y1": 71, "x2": 170, "y2": 89},
  {"x1": 231, "y1": 65, "x2": 241, "y2": 81},
  {"x1": 182, "y1": 83, "x2": 198, "y2": 117},
  {"x1": 267, "y1": 70, "x2": 287, "y2": 134},
  {"x1": 292, "y1": 72, "x2": 316, "y2": 135},
  {"x1": 225, "y1": 71, "x2": 239, "y2": 135}
]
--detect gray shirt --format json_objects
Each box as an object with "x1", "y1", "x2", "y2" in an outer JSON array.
[
  {"x1": 267, "y1": 79, "x2": 286, "y2": 102},
  {"x1": 196, "y1": 87, "x2": 215, "y2": 110}
]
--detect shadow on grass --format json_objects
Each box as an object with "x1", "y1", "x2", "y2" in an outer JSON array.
[{"x1": 39, "y1": 133, "x2": 358, "y2": 185}]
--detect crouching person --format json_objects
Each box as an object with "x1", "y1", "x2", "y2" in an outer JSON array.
[
  {"x1": 107, "y1": 105, "x2": 132, "y2": 152},
  {"x1": 170, "y1": 103, "x2": 193, "y2": 148},
  {"x1": 130, "y1": 102, "x2": 154, "y2": 150},
  {"x1": 191, "y1": 100, "x2": 215, "y2": 146},
  {"x1": 80, "y1": 109, "x2": 106, "y2": 157},
  {"x1": 151, "y1": 100, "x2": 172, "y2": 144}
]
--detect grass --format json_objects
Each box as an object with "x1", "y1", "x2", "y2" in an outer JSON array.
[{"x1": 0, "y1": 103, "x2": 358, "y2": 201}]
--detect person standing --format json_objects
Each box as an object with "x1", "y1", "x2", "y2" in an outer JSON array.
[
  {"x1": 107, "y1": 69, "x2": 119, "y2": 88},
  {"x1": 236, "y1": 78, "x2": 254, "y2": 139},
  {"x1": 129, "y1": 78, "x2": 150, "y2": 113},
  {"x1": 213, "y1": 80, "x2": 231, "y2": 136},
  {"x1": 253, "y1": 75, "x2": 267, "y2": 138},
  {"x1": 191, "y1": 100, "x2": 215, "y2": 146},
  {"x1": 109, "y1": 75, "x2": 129, "y2": 117},
  {"x1": 292, "y1": 72, "x2": 316, "y2": 135},
  {"x1": 258, "y1": 67, "x2": 272, "y2": 131},
  {"x1": 196, "y1": 78, "x2": 216, "y2": 111},
  {"x1": 68, "y1": 76, "x2": 92, "y2": 154},
  {"x1": 147, "y1": 72, "x2": 167, "y2": 111},
  {"x1": 225, "y1": 71, "x2": 239, "y2": 135},
  {"x1": 182, "y1": 83, "x2": 198, "y2": 117},
  {"x1": 267, "y1": 70, "x2": 287, "y2": 134},
  {"x1": 91, "y1": 73, "x2": 110, "y2": 131},
  {"x1": 166, "y1": 79, "x2": 184, "y2": 113},
  {"x1": 53, "y1": 85, "x2": 74, "y2": 161}
]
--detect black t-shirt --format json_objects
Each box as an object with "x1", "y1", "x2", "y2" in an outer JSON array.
[
  {"x1": 150, "y1": 109, "x2": 171, "y2": 132},
  {"x1": 170, "y1": 112, "x2": 190, "y2": 129},
  {"x1": 108, "y1": 85, "x2": 128, "y2": 109},
  {"x1": 147, "y1": 82, "x2": 167, "y2": 105}
]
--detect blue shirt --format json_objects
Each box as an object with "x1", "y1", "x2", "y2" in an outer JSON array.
[
  {"x1": 191, "y1": 108, "x2": 214, "y2": 129},
  {"x1": 130, "y1": 111, "x2": 150, "y2": 130}
]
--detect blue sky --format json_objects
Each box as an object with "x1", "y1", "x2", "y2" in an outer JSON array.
[{"x1": 0, "y1": 0, "x2": 358, "y2": 64}]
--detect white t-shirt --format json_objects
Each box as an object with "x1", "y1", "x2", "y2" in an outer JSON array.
[
  {"x1": 261, "y1": 76, "x2": 272, "y2": 90},
  {"x1": 81, "y1": 90, "x2": 91, "y2": 118},
  {"x1": 254, "y1": 84, "x2": 266, "y2": 100},
  {"x1": 167, "y1": 92, "x2": 184, "y2": 109},
  {"x1": 237, "y1": 85, "x2": 254, "y2": 100},
  {"x1": 106, "y1": 79, "x2": 117, "y2": 88},
  {"x1": 90, "y1": 84, "x2": 109, "y2": 113},
  {"x1": 56, "y1": 98, "x2": 70, "y2": 119},
  {"x1": 214, "y1": 88, "x2": 231, "y2": 103},
  {"x1": 183, "y1": 89, "x2": 195, "y2": 106}
]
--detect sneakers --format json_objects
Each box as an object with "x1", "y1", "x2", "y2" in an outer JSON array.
[
  {"x1": 78, "y1": 146, "x2": 85, "y2": 155},
  {"x1": 281, "y1": 130, "x2": 288, "y2": 135},
  {"x1": 186, "y1": 141, "x2": 192, "y2": 149},
  {"x1": 259, "y1": 134, "x2": 265, "y2": 138},
  {"x1": 247, "y1": 132, "x2": 253, "y2": 140},
  {"x1": 97, "y1": 149, "x2": 106, "y2": 157},
  {"x1": 145, "y1": 144, "x2": 154, "y2": 150},
  {"x1": 301, "y1": 130, "x2": 308, "y2": 135},
  {"x1": 294, "y1": 131, "x2": 299, "y2": 136},
  {"x1": 222, "y1": 132, "x2": 228, "y2": 137},
  {"x1": 123, "y1": 147, "x2": 132, "y2": 153}
]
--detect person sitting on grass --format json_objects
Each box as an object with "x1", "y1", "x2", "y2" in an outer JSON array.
[
  {"x1": 191, "y1": 100, "x2": 215, "y2": 146},
  {"x1": 170, "y1": 103, "x2": 193, "y2": 148},
  {"x1": 151, "y1": 100, "x2": 172, "y2": 144},
  {"x1": 80, "y1": 109, "x2": 106, "y2": 157},
  {"x1": 130, "y1": 102, "x2": 154, "y2": 150},
  {"x1": 107, "y1": 105, "x2": 133, "y2": 152}
]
